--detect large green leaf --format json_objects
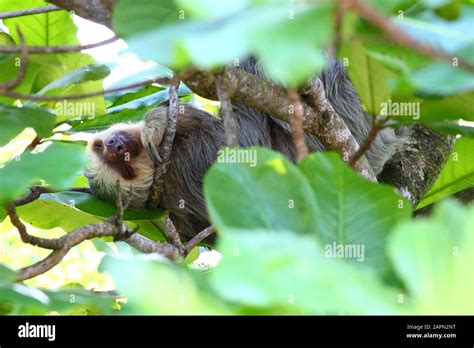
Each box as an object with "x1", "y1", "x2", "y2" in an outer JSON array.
[
  {"x1": 0, "y1": 264, "x2": 115, "y2": 315},
  {"x1": 388, "y1": 201, "x2": 474, "y2": 314},
  {"x1": 3, "y1": 0, "x2": 78, "y2": 46},
  {"x1": 15, "y1": 192, "x2": 165, "y2": 240},
  {"x1": 32, "y1": 53, "x2": 107, "y2": 120},
  {"x1": 2, "y1": 1, "x2": 106, "y2": 119},
  {"x1": 107, "y1": 84, "x2": 192, "y2": 113},
  {"x1": 68, "y1": 105, "x2": 154, "y2": 133},
  {"x1": 113, "y1": 1, "x2": 333, "y2": 85},
  {"x1": 418, "y1": 137, "x2": 474, "y2": 209},
  {"x1": 204, "y1": 147, "x2": 320, "y2": 235},
  {"x1": 0, "y1": 142, "x2": 86, "y2": 205},
  {"x1": 210, "y1": 228, "x2": 409, "y2": 314},
  {"x1": 299, "y1": 153, "x2": 412, "y2": 273},
  {"x1": 100, "y1": 253, "x2": 229, "y2": 314},
  {"x1": 340, "y1": 40, "x2": 396, "y2": 115},
  {"x1": 33, "y1": 64, "x2": 110, "y2": 97},
  {"x1": 0, "y1": 105, "x2": 55, "y2": 146}
]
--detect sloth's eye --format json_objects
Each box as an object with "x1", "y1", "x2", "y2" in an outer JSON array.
[{"x1": 93, "y1": 140, "x2": 103, "y2": 150}]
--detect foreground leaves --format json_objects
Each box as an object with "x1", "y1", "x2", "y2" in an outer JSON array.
[
  {"x1": 210, "y1": 228, "x2": 408, "y2": 314},
  {"x1": 418, "y1": 137, "x2": 474, "y2": 209},
  {"x1": 0, "y1": 264, "x2": 116, "y2": 315},
  {"x1": 0, "y1": 142, "x2": 86, "y2": 205},
  {"x1": 389, "y1": 201, "x2": 474, "y2": 314}
]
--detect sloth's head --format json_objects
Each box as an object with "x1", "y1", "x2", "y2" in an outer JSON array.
[{"x1": 84, "y1": 122, "x2": 155, "y2": 208}]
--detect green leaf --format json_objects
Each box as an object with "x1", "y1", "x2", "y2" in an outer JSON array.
[
  {"x1": 101, "y1": 253, "x2": 229, "y2": 314},
  {"x1": 392, "y1": 91, "x2": 474, "y2": 123},
  {"x1": 34, "y1": 64, "x2": 110, "y2": 96},
  {"x1": 299, "y1": 153, "x2": 412, "y2": 273},
  {"x1": 388, "y1": 201, "x2": 474, "y2": 314},
  {"x1": 32, "y1": 53, "x2": 107, "y2": 120},
  {"x1": 68, "y1": 105, "x2": 154, "y2": 133},
  {"x1": 418, "y1": 137, "x2": 474, "y2": 209},
  {"x1": 42, "y1": 288, "x2": 116, "y2": 315},
  {"x1": 340, "y1": 40, "x2": 396, "y2": 115},
  {"x1": 176, "y1": 0, "x2": 250, "y2": 19},
  {"x1": 210, "y1": 229, "x2": 409, "y2": 314},
  {"x1": 409, "y1": 60, "x2": 474, "y2": 96},
  {"x1": 108, "y1": 86, "x2": 164, "y2": 107},
  {"x1": 32, "y1": 191, "x2": 165, "y2": 220},
  {"x1": 107, "y1": 84, "x2": 192, "y2": 113},
  {"x1": 0, "y1": 105, "x2": 55, "y2": 146},
  {"x1": 0, "y1": 282, "x2": 50, "y2": 314},
  {"x1": 0, "y1": 263, "x2": 17, "y2": 283},
  {"x1": 204, "y1": 147, "x2": 320, "y2": 235},
  {"x1": 114, "y1": 1, "x2": 333, "y2": 85},
  {"x1": 3, "y1": 0, "x2": 79, "y2": 46},
  {"x1": 112, "y1": 0, "x2": 179, "y2": 37},
  {"x1": 0, "y1": 142, "x2": 86, "y2": 205}
]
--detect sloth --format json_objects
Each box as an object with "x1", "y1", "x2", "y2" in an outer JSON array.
[{"x1": 85, "y1": 59, "x2": 406, "y2": 241}]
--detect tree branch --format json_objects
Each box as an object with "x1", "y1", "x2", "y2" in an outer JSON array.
[
  {"x1": 288, "y1": 89, "x2": 309, "y2": 162},
  {"x1": 0, "y1": 77, "x2": 170, "y2": 101},
  {"x1": 0, "y1": 5, "x2": 61, "y2": 20},
  {"x1": 215, "y1": 72, "x2": 239, "y2": 147},
  {"x1": 47, "y1": 0, "x2": 115, "y2": 28},
  {"x1": 0, "y1": 28, "x2": 28, "y2": 92},
  {"x1": 185, "y1": 67, "x2": 377, "y2": 181},
  {"x1": 145, "y1": 78, "x2": 180, "y2": 209},
  {"x1": 6, "y1": 185, "x2": 215, "y2": 281},
  {"x1": 378, "y1": 125, "x2": 455, "y2": 206},
  {"x1": 0, "y1": 36, "x2": 118, "y2": 54},
  {"x1": 185, "y1": 226, "x2": 215, "y2": 255},
  {"x1": 346, "y1": 0, "x2": 474, "y2": 73}
]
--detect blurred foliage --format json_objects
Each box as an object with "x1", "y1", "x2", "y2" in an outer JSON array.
[{"x1": 0, "y1": 0, "x2": 473, "y2": 315}]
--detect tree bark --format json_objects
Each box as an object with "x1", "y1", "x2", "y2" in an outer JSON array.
[{"x1": 379, "y1": 125, "x2": 455, "y2": 206}]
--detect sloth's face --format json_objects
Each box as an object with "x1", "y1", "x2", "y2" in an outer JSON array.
[
  {"x1": 91, "y1": 130, "x2": 142, "y2": 179},
  {"x1": 84, "y1": 122, "x2": 156, "y2": 208},
  {"x1": 86, "y1": 123, "x2": 148, "y2": 180}
]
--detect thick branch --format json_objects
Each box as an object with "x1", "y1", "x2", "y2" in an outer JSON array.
[
  {"x1": 378, "y1": 125, "x2": 455, "y2": 206},
  {"x1": 47, "y1": 0, "x2": 115, "y2": 28},
  {"x1": 185, "y1": 67, "x2": 377, "y2": 181}
]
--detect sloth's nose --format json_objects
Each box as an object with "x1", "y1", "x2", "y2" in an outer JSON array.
[{"x1": 105, "y1": 135, "x2": 127, "y2": 156}]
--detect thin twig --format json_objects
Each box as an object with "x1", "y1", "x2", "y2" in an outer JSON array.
[
  {"x1": 347, "y1": 0, "x2": 474, "y2": 73},
  {"x1": 0, "y1": 27, "x2": 28, "y2": 91},
  {"x1": 0, "y1": 66, "x2": 196, "y2": 101},
  {"x1": 0, "y1": 35, "x2": 119, "y2": 54},
  {"x1": 145, "y1": 78, "x2": 180, "y2": 208},
  {"x1": 184, "y1": 226, "x2": 215, "y2": 254},
  {"x1": 5, "y1": 203, "x2": 62, "y2": 250},
  {"x1": 0, "y1": 5, "x2": 62, "y2": 20},
  {"x1": 288, "y1": 89, "x2": 309, "y2": 162},
  {"x1": 349, "y1": 115, "x2": 391, "y2": 167},
  {"x1": 0, "y1": 77, "x2": 169, "y2": 101},
  {"x1": 215, "y1": 72, "x2": 239, "y2": 147},
  {"x1": 165, "y1": 216, "x2": 184, "y2": 253},
  {"x1": 333, "y1": 0, "x2": 346, "y2": 56}
]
